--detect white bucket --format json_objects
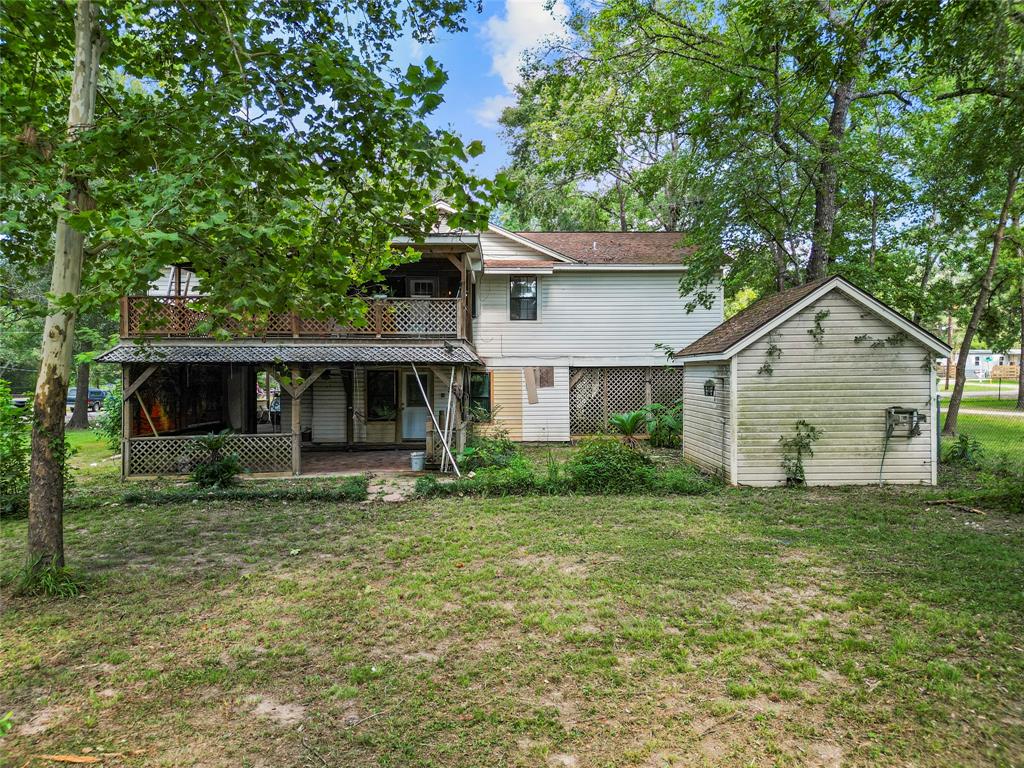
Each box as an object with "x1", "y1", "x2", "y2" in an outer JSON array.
[{"x1": 410, "y1": 451, "x2": 426, "y2": 471}]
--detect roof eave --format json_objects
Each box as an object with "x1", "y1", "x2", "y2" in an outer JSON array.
[{"x1": 675, "y1": 276, "x2": 951, "y2": 360}]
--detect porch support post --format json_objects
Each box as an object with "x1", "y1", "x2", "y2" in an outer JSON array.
[
  {"x1": 290, "y1": 365, "x2": 301, "y2": 476},
  {"x1": 411, "y1": 363, "x2": 460, "y2": 476},
  {"x1": 121, "y1": 364, "x2": 130, "y2": 479}
]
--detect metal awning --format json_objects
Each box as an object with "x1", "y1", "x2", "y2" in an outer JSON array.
[{"x1": 96, "y1": 341, "x2": 480, "y2": 365}]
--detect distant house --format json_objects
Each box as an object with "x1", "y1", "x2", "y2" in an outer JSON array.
[
  {"x1": 99, "y1": 203, "x2": 722, "y2": 476},
  {"x1": 938, "y1": 349, "x2": 1021, "y2": 380},
  {"x1": 675, "y1": 276, "x2": 951, "y2": 487}
]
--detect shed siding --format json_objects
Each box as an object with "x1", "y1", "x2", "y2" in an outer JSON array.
[
  {"x1": 682, "y1": 363, "x2": 731, "y2": 479},
  {"x1": 474, "y1": 271, "x2": 723, "y2": 366},
  {"x1": 734, "y1": 291, "x2": 934, "y2": 486}
]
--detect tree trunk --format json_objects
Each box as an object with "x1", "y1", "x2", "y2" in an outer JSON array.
[
  {"x1": 1015, "y1": 210, "x2": 1023, "y2": 411},
  {"x1": 944, "y1": 313, "x2": 953, "y2": 391},
  {"x1": 806, "y1": 78, "x2": 855, "y2": 281},
  {"x1": 942, "y1": 165, "x2": 1020, "y2": 435},
  {"x1": 68, "y1": 361, "x2": 90, "y2": 429},
  {"x1": 28, "y1": 0, "x2": 101, "y2": 570}
]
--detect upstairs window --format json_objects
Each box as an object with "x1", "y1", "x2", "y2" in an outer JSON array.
[{"x1": 510, "y1": 276, "x2": 538, "y2": 321}]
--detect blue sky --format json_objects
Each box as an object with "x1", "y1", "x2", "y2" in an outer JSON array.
[{"x1": 394, "y1": 0, "x2": 570, "y2": 180}]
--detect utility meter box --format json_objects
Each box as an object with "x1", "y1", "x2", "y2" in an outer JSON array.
[{"x1": 886, "y1": 406, "x2": 922, "y2": 438}]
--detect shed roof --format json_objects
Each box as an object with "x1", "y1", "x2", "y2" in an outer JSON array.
[
  {"x1": 675, "y1": 276, "x2": 950, "y2": 361},
  {"x1": 97, "y1": 342, "x2": 479, "y2": 365},
  {"x1": 516, "y1": 232, "x2": 693, "y2": 264}
]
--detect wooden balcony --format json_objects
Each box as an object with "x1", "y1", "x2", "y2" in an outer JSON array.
[{"x1": 120, "y1": 295, "x2": 468, "y2": 340}]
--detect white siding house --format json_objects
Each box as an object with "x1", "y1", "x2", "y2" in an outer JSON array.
[
  {"x1": 677, "y1": 276, "x2": 951, "y2": 487},
  {"x1": 102, "y1": 203, "x2": 723, "y2": 476}
]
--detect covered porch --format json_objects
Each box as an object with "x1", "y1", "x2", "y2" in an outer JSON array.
[{"x1": 97, "y1": 342, "x2": 478, "y2": 478}]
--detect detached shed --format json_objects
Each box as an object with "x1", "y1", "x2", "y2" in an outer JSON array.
[{"x1": 676, "y1": 276, "x2": 951, "y2": 486}]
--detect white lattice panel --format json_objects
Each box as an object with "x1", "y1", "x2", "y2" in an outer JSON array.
[
  {"x1": 127, "y1": 434, "x2": 291, "y2": 476},
  {"x1": 569, "y1": 366, "x2": 684, "y2": 435},
  {"x1": 569, "y1": 368, "x2": 605, "y2": 435},
  {"x1": 651, "y1": 367, "x2": 685, "y2": 406}
]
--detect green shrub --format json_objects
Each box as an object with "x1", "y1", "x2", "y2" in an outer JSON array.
[
  {"x1": 656, "y1": 465, "x2": 716, "y2": 494},
  {"x1": 191, "y1": 430, "x2": 243, "y2": 489},
  {"x1": 1, "y1": 379, "x2": 30, "y2": 517},
  {"x1": 943, "y1": 433, "x2": 984, "y2": 467},
  {"x1": 93, "y1": 383, "x2": 123, "y2": 450},
  {"x1": 458, "y1": 434, "x2": 522, "y2": 471},
  {"x1": 646, "y1": 403, "x2": 683, "y2": 448},
  {"x1": 414, "y1": 474, "x2": 444, "y2": 497},
  {"x1": 0, "y1": 380, "x2": 74, "y2": 518},
  {"x1": 564, "y1": 438, "x2": 655, "y2": 494}
]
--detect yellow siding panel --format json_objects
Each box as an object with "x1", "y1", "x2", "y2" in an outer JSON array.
[{"x1": 488, "y1": 368, "x2": 523, "y2": 441}]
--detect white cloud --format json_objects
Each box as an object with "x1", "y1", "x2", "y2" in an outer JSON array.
[
  {"x1": 474, "y1": 94, "x2": 518, "y2": 128},
  {"x1": 481, "y1": 0, "x2": 569, "y2": 91}
]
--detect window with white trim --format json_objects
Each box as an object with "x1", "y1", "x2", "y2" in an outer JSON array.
[{"x1": 510, "y1": 276, "x2": 538, "y2": 321}]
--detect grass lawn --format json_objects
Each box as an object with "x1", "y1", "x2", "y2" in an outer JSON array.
[
  {"x1": 2, "y1": 442, "x2": 1022, "y2": 766},
  {"x1": 940, "y1": 381, "x2": 1019, "y2": 393},
  {"x1": 955, "y1": 396, "x2": 1024, "y2": 411},
  {"x1": 66, "y1": 428, "x2": 120, "y2": 471},
  {"x1": 949, "y1": 411, "x2": 1024, "y2": 463}
]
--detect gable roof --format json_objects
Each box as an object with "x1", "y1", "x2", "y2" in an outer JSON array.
[
  {"x1": 516, "y1": 232, "x2": 693, "y2": 265},
  {"x1": 675, "y1": 275, "x2": 951, "y2": 361},
  {"x1": 431, "y1": 201, "x2": 575, "y2": 263}
]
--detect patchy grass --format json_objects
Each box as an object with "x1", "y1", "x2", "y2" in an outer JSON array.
[
  {"x1": 952, "y1": 412, "x2": 1024, "y2": 463},
  {"x1": 1, "y1": 453, "x2": 1022, "y2": 767}
]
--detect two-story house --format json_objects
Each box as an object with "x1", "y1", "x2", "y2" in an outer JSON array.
[{"x1": 98, "y1": 204, "x2": 723, "y2": 476}]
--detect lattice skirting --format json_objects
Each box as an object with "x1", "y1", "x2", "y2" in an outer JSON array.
[
  {"x1": 569, "y1": 366, "x2": 685, "y2": 435},
  {"x1": 126, "y1": 434, "x2": 292, "y2": 476}
]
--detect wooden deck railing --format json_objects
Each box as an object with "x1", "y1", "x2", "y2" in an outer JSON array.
[{"x1": 121, "y1": 295, "x2": 465, "y2": 339}]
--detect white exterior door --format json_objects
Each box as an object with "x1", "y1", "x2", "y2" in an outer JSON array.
[{"x1": 401, "y1": 371, "x2": 430, "y2": 440}]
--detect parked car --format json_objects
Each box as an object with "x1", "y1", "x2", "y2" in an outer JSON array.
[{"x1": 66, "y1": 387, "x2": 110, "y2": 411}]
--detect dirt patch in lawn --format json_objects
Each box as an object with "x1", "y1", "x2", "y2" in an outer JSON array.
[{"x1": 251, "y1": 696, "x2": 305, "y2": 727}]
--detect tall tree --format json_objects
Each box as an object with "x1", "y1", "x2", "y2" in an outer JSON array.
[{"x1": 1, "y1": 0, "x2": 498, "y2": 571}]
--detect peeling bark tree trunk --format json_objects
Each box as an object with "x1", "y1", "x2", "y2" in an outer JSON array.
[
  {"x1": 68, "y1": 361, "x2": 90, "y2": 429},
  {"x1": 28, "y1": 0, "x2": 101, "y2": 570},
  {"x1": 806, "y1": 78, "x2": 855, "y2": 281},
  {"x1": 943, "y1": 166, "x2": 1020, "y2": 436}
]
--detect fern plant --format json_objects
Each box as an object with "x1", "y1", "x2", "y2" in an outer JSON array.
[
  {"x1": 608, "y1": 410, "x2": 648, "y2": 448},
  {"x1": 192, "y1": 430, "x2": 243, "y2": 488}
]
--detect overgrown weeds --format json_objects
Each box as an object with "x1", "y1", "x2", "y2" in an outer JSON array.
[
  {"x1": 13, "y1": 559, "x2": 83, "y2": 599},
  {"x1": 418, "y1": 439, "x2": 715, "y2": 498},
  {"x1": 123, "y1": 474, "x2": 370, "y2": 506}
]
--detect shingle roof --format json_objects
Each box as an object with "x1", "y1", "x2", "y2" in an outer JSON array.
[
  {"x1": 482, "y1": 259, "x2": 557, "y2": 269},
  {"x1": 515, "y1": 232, "x2": 693, "y2": 264},
  {"x1": 97, "y1": 342, "x2": 479, "y2": 365},
  {"x1": 676, "y1": 277, "x2": 835, "y2": 358}
]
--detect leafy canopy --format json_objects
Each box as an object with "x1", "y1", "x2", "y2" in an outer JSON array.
[{"x1": 1, "y1": 0, "x2": 500, "y2": 329}]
